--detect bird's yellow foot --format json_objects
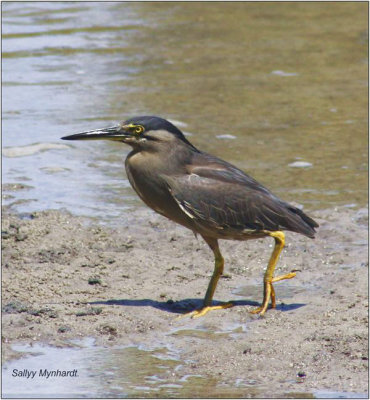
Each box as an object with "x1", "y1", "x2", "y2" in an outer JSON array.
[
  {"x1": 177, "y1": 302, "x2": 233, "y2": 319},
  {"x1": 272, "y1": 272, "x2": 296, "y2": 283},
  {"x1": 250, "y1": 271, "x2": 297, "y2": 316}
]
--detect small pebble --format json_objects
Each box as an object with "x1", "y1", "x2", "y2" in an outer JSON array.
[
  {"x1": 88, "y1": 277, "x2": 102, "y2": 285},
  {"x1": 216, "y1": 134, "x2": 236, "y2": 140},
  {"x1": 58, "y1": 326, "x2": 71, "y2": 333},
  {"x1": 288, "y1": 161, "x2": 313, "y2": 168},
  {"x1": 271, "y1": 70, "x2": 298, "y2": 77}
]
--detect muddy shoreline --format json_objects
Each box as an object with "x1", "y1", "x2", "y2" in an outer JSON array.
[{"x1": 2, "y1": 205, "x2": 368, "y2": 397}]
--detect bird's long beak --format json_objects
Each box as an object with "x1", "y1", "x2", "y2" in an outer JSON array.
[{"x1": 61, "y1": 125, "x2": 130, "y2": 141}]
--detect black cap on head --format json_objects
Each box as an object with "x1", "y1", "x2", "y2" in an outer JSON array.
[
  {"x1": 124, "y1": 115, "x2": 181, "y2": 134},
  {"x1": 124, "y1": 116, "x2": 198, "y2": 150}
]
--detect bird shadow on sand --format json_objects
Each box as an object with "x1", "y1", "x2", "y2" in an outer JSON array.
[{"x1": 90, "y1": 298, "x2": 305, "y2": 315}]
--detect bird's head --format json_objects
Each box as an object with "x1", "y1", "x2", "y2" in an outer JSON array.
[{"x1": 61, "y1": 116, "x2": 197, "y2": 152}]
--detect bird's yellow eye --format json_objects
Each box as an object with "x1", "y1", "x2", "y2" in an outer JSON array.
[{"x1": 134, "y1": 125, "x2": 144, "y2": 134}]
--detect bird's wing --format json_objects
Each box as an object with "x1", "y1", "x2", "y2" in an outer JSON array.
[{"x1": 163, "y1": 159, "x2": 317, "y2": 237}]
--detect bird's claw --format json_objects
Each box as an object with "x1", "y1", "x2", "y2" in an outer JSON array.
[
  {"x1": 272, "y1": 271, "x2": 297, "y2": 283},
  {"x1": 250, "y1": 270, "x2": 297, "y2": 316},
  {"x1": 176, "y1": 302, "x2": 234, "y2": 320}
]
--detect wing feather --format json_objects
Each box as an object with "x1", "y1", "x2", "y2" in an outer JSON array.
[{"x1": 163, "y1": 153, "x2": 318, "y2": 238}]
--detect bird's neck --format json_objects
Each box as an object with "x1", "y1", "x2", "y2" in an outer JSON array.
[{"x1": 127, "y1": 142, "x2": 196, "y2": 174}]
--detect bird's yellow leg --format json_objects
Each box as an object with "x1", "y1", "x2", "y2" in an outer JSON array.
[
  {"x1": 270, "y1": 284, "x2": 276, "y2": 309},
  {"x1": 178, "y1": 238, "x2": 233, "y2": 319},
  {"x1": 250, "y1": 231, "x2": 296, "y2": 316}
]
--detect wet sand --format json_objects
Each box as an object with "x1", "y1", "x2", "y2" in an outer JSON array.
[{"x1": 2, "y1": 205, "x2": 368, "y2": 397}]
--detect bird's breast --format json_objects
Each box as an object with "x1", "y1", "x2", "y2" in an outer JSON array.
[
  {"x1": 125, "y1": 151, "x2": 192, "y2": 227},
  {"x1": 125, "y1": 153, "x2": 164, "y2": 204}
]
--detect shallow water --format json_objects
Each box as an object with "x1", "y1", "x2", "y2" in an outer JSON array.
[
  {"x1": 3, "y1": 338, "x2": 368, "y2": 398},
  {"x1": 2, "y1": 336, "x2": 265, "y2": 398},
  {"x1": 2, "y1": 2, "x2": 368, "y2": 225}
]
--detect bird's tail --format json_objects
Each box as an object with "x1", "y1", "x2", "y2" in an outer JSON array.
[{"x1": 288, "y1": 206, "x2": 319, "y2": 238}]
